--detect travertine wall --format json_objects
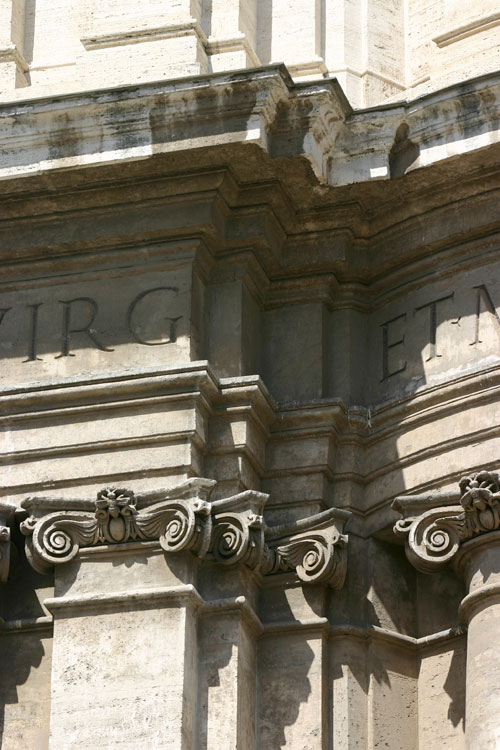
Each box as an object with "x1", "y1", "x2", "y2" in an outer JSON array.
[
  {"x1": 1, "y1": 4, "x2": 500, "y2": 750},
  {"x1": 1, "y1": 0, "x2": 500, "y2": 107}
]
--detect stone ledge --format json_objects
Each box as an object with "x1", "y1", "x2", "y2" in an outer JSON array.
[{"x1": 2, "y1": 65, "x2": 500, "y2": 187}]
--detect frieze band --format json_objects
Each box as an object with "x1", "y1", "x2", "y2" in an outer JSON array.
[{"x1": 19, "y1": 479, "x2": 350, "y2": 588}]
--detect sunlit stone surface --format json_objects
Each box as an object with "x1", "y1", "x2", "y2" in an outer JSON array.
[{"x1": 1, "y1": 2, "x2": 500, "y2": 748}]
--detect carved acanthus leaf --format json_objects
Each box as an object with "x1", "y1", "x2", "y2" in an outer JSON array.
[
  {"x1": 20, "y1": 487, "x2": 212, "y2": 575},
  {"x1": 139, "y1": 498, "x2": 212, "y2": 558},
  {"x1": 393, "y1": 508, "x2": 463, "y2": 574},
  {"x1": 210, "y1": 491, "x2": 268, "y2": 570}
]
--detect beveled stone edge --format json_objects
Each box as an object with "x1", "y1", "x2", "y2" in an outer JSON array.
[
  {"x1": 458, "y1": 581, "x2": 500, "y2": 624},
  {"x1": 44, "y1": 583, "x2": 203, "y2": 613}
]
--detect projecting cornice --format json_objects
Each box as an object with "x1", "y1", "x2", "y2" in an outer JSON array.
[
  {"x1": 393, "y1": 470, "x2": 500, "y2": 574},
  {"x1": 2, "y1": 65, "x2": 500, "y2": 187},
  {"x1": 20, "y1": 478, "x2": 350, "y2": 587}
]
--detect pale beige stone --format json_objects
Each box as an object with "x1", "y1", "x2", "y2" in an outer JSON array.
[
  {"x1": 2, "y1": 3, "x2": 500, "y2": 748},
  {"x1": 0, "y1": 0, "x2": 498, "y2": 107}
]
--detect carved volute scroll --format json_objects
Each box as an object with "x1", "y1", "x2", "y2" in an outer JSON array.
[
  {"x1": 264, "y1": 508, "x2": 350, "y2": 588},
  {"x1": 20, "y1": 480, "x2": 215, "y2": 575},
  {"x1": 20, "y1": 479, "x2": 350, "y2": 587},
  {"x1": 210, "y1": 491, "x2": 268, "y2": 569},
  {"x1": 393, "y1": 470, "x2": 500, "y2": 574}
]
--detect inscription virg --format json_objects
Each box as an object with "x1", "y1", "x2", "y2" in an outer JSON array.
[{"x1": 0, "y1": 285, "x2": 184, "y2": 362}]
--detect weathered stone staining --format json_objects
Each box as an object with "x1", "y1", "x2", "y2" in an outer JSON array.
[
  {"x1": 0, "y1": 279, "x2": 191, "y2": 382},
  {"x1": 1, "y1": 1, "x2": 500, "y2": 749},
  {"x1": 15, "y1": 480, "x2": 349, "y2": 749},
  {"x1": 4, "y1": 287, "x2": 184, "y2": 362}
]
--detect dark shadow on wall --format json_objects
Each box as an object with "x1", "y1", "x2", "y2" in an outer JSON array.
[
  {"x1": 21, "y1": 0, "x2": 37, "y2": 66},
  {"x1": 389, "y1": 123, "x2": 420, "y2": 178},
  {"x1": 0, "y1": 526, "x2": 52, "y2": 746},
  {"x1": 248, "y1": 171, "x2": 496, "y2": 745},
  {"x1": 443, "y1": 640, "x2": 466, "y2": 731},
  {"x1": 0, "y1": 631, "x2": 46, "y2": 744},
  {"x1": 256, "y1": 586, "x2": 317, "y2": 749},
  {"x1": 256, "y1": 0, "x2": 273, "y2": 65}
]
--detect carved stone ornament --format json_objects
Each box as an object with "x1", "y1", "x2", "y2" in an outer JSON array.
[
  {"x1": 0, "y1": 502, "x2": 15, "y2": 583},
  {"x1": 393, "y1": 470, "x2": 500, "y2": 573},
  {"x1": 20, "y1": 479, "x2": 350, "y2": 587}
]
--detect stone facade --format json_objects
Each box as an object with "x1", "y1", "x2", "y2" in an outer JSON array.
[
  {"x1": 2, "y1": 0, "x2": 500, "y2": 107},
  {"x1": 1, "y1": 2, "x2": 500, "y2": 749}
]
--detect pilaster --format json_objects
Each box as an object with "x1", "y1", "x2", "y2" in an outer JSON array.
[
  {"x1": 0, "y1": 0, "x2": 28, "y2": 89},
  {"x1": 393, "y1": 470, "x2": 500, "y2": 749},
  {"x1": 205, "y1": 0, "x2": 259, "y2": 72},
  {"x1": 19, "y1": 478, "x2": 350, "y2": 749}
]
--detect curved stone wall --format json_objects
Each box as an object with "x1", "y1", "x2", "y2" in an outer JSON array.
[
  {"x1": 1, "y1": 0, "x2": 499, "y2": 106},
  {"x1": 1, "y1": 11, "x2": 500, "y2": 750}
]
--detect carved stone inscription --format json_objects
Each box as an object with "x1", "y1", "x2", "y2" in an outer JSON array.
[
  {"x1": 373, "y1": 267, "x2": 500, "y2": 396},
  {"x1": 0, "y1": 267, "x2": 195, "y2": 385}
]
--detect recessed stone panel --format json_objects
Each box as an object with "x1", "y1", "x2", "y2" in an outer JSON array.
[
  {"x1": 0, "y1": 258, "x2": 203, "y2": 386},
  {"x1": 369, "y1": 259, "x2": 500, "y2": 403}
]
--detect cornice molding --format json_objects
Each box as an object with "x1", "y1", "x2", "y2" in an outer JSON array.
[
  {"x1": 20, "y1": 478, "x2": 350, "y2": 587},
  {"x1": 3, "y1": 64, "x2": 500, "y2": 190},
  {"x1": 393, "y1": 470, "x2": 500, "y2": 573}
]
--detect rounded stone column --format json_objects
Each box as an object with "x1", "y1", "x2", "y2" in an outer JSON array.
[
  {"x1": 393, "y1": 471, "x2": 500, "y2": 750},
  {"x1": 456, "y1": 532, "x2": 500, "y2": 749}
]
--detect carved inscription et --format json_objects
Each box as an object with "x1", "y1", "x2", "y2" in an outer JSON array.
[{"x1": 379, "y1": 280, "x2": 500, "y2": 384}]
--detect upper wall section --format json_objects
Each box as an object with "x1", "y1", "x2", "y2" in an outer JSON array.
[{"x1": 0, "y1": 0, "x2": 498, "y2": 109}]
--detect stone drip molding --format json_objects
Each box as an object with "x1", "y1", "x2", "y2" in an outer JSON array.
[
  {"x1": 393, "y1": 470, "x2": 500, "y2": 574},
  {"x1": 20, "y1": 478, "x2": 350, "y2": 588}
]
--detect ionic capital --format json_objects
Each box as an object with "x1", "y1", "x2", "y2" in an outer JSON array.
[
  {"x1": 20, "y1": 479, "x2": 350, "y2": 588},
  {"x1": 393, "y1": 470, "x2": 500, "y2": 574}
]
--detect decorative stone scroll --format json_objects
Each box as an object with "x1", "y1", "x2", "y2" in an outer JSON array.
[
  {"x1": 264, "y1": 509, "x2": 349, "y2": 588},
  {"x1": 20, "y1": 486, "x2": 212, "y2": 574},
  {"x1": 393, "y1": 470, "x2": 500, "y2": 573},
  {"x1": 20, "y1": 479, "x2": 350, "y2": 588}
]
